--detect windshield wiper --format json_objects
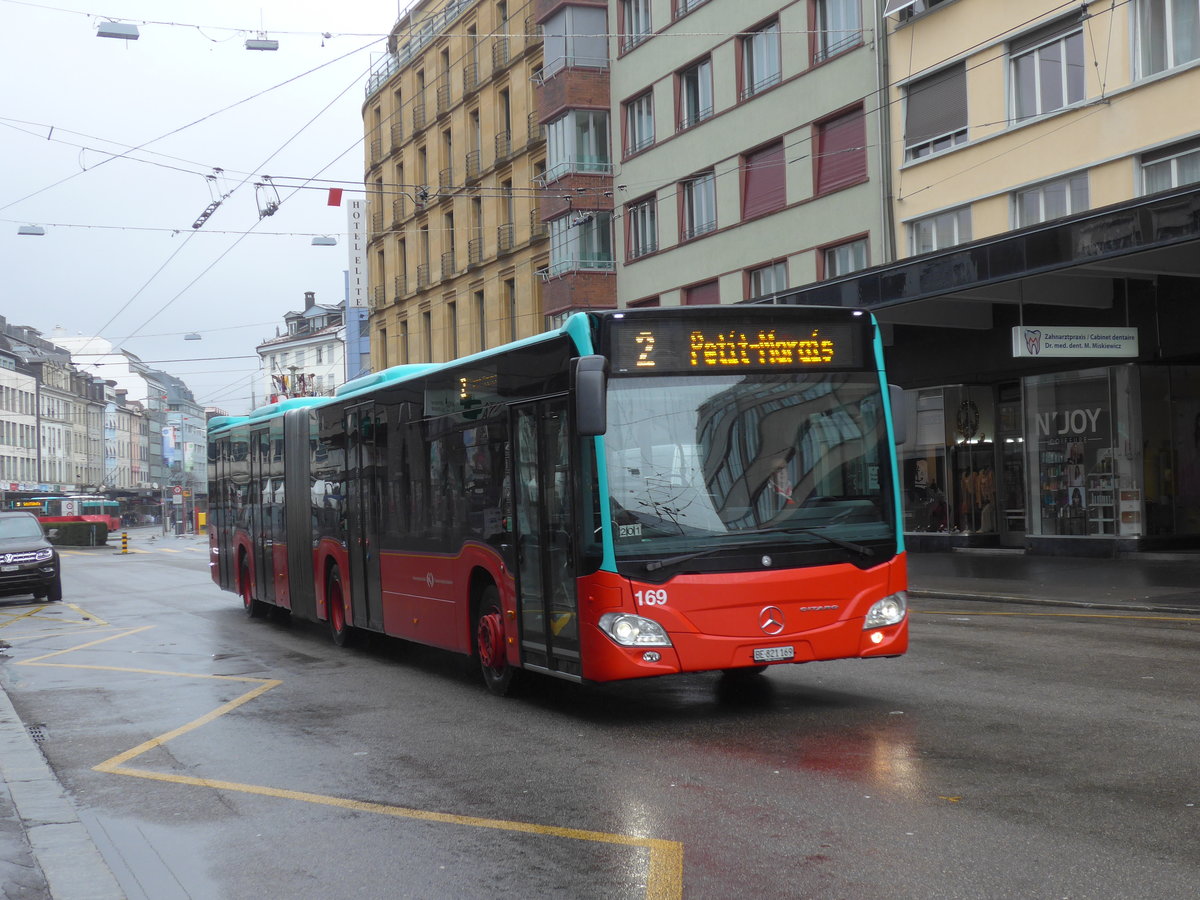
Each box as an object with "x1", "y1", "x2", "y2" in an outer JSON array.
[{"x1": 643, "y1": 527, "x2": 874, "y2": 573}]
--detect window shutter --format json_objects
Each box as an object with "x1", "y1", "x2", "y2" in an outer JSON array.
[
  {"x1": 905, "y1": 62, "x2": 967, "y2": 146},
  {"x1": 741, "y1": 141, "x2": 786, "y2": 219},
  {"x1": 816, "y1": 107, "x2": 866, "y2": 194},
  {"x1": 684, "y1": 280, "x2": 720, "y2": 305}
]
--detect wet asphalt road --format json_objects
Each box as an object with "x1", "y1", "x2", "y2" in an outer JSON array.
[{"x1": 1, "y1": 540, "x2": 1197, "y2": 899}]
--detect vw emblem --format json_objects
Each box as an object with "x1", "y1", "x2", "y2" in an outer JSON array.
[{"x1": 759, "y1": 606, "x2": 785, "y2": 636}]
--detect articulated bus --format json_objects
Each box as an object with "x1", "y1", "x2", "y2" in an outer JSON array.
[{"x1": 208, "y1": 306, "x2": 909, "y2": 694}]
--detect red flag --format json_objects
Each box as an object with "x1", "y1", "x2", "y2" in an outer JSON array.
[{"x1": 327, "y1": 188, "x2": 343, "y2": 206}]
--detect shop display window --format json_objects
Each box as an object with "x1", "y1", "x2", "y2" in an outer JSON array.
[{"x1": 1023, "y1": 366, "x2": 1143, "y2": 538}]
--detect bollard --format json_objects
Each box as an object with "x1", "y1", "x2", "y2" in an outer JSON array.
[{"x1": 121, "y1": 531, "x2": 129, "y2": 554}]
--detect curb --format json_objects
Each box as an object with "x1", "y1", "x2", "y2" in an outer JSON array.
[
  {"x1": 909, "y1": 589, "x2": 1200, "y2": 616},
  {"x1": 0, "y1": 686, "x2": 124, "y2": 900}
]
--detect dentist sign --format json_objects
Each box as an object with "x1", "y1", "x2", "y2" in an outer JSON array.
[{"x1": 1013, "y1": 326, "x2": 1138, "y2": 358}]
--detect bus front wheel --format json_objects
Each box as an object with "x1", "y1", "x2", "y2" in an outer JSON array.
[
  {"x1": 476, "y1": 585, "x2": 520, "y2": 696},
  {"x1": 327, "y1": 567, "x2": 353, "y2": 647}
]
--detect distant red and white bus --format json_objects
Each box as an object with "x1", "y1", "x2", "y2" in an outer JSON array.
[
  {"x1": 208, "y1": 306, "x2": 909, "y2": 694},
  {"x1": 11, "y1": 495, "x2": 122, "y2": 532}
]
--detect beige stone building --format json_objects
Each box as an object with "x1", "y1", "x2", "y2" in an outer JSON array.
[{"x1": 363, "y1": 0, "x2": 550, "y2": 367}]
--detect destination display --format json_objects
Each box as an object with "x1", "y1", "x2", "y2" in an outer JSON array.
[{"x1": 608, "y1": 316, "x2": 862, "y2": 375}]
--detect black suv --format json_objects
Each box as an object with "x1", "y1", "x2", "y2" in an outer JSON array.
[{"x1": 0, "y1": 511, "x2": 62, "y2": 602}]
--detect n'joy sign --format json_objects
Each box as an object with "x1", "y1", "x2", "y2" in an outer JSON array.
[{"x1": 1012, "y1": 326, "x2": 1138, "y2": 358}]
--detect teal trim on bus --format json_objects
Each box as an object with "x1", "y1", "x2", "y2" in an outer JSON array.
[
  {"x1": 870, "y1": 312, "x2": 906, "y2": 555},
  {"x1": 334, "y1": 363, "x2": 436, "y2": 399},
  {"x1": 207, "y1": 415, "x2": 247, "y2": 435},
  {"x1": 562, "y1": 312, "x2": 596, "y2": 354}
]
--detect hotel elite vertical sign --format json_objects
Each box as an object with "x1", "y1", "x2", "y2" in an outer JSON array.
[{"x1": 347, "y1": 197, "x2": 366, "y2": 308}]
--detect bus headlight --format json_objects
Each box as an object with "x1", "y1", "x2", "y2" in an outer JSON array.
[
  {"x1": 864, "y1": 591, "x2": 907, "y2": 629},
  {"x1": 598, "y1": 613, "x2": 673, "y2": 647}
]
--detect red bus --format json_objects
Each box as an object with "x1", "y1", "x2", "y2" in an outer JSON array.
[
  {"x1": 11, "y1": 496, "x2": 122, "y2": 532},
  {"x1": 207, "y1": 306, "x2": 909, "y2": 693}
]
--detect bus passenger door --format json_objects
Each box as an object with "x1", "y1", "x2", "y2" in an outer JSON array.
[
  {"x1": 250, "y1": 429, "x2": 275, "y2": 606},
  {"x1": 345, "y1": 403, "x2": 385, "y2": 631},
  {"x1": 512, "y1": 399, "x2": 580, "y2": 678}
]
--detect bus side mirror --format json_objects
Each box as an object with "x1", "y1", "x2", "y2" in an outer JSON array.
[
  {"x1": 889, "y1": 384, "x2": 907, "y2": 446},
  {"x1": 573, "y1": 355, "x2": 608, "y2": 436}
]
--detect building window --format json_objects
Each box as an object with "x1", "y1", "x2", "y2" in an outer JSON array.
[
  {"x1": 626, "y1": 197, "x2": 658, "y2": 260},
  {"x1": 741, "y1": 141, "x2": 786, "y2": 219},
  {"x1": 740, "y1": 20, "x2": 781, "y2": 100},
  {"x1": 680, "y1": 171, "x2": 717, "y2": 240},
  {"x1": 909, "y1": 206, "x2": 972, "y2": 254},
  {"x1": 620, "y1": 0, "x2": 652, "y2": 51},
  {"x1": 1015, "y1": 173, "x2": 1089, "y2": 226},
  {"x1": 546, "y1": 110, "x2": 611, "y2": 181},
  {"x1": 1142, "y1": 137, "x2": 1200, "y2": 193},
  {"x1": 1138, "y1": 0, "x2": 1200, "y2": 76},
  {"x1": 816, "y1": 0, "x2": 862, "y2": 62},
  {"x1": 823, "y1": 238, "x2": 868, "y2": 278},
  {"x1": 542, "y1": 6, "x2": 608, "y2": 76},
  {"x1": 678, "y1": 58, "x2": 713, "y2": 130},
  {"x1": 747, "y1": 261, "x2": 787, "y2": 299},
  {"x1": 815, "y1": 106, "x2": 867, "y2": 195},
  {"x1": 676, "y1": 0, "x2": 710, "y2": 17},
  {"x1": 549, "y1": 211, "x2": 614, "y2": 275},
  {"x1": 684, "y1": 280, "x2": 720, "y2": 305},
  {"x1": 624, "y1": 91, "x2": 654, "y2": 155},
  {"x1": 904, "y1": 62, "x2": 967, "y2": 160},
  {"x1": 1012, "y1": 18, "x2": 1085, "y2": 121},
  {"x1": 627, "y1": 296, "x2": 660, "y2": 307}
]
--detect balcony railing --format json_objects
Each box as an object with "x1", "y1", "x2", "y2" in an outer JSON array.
[
  {"x1": 463, "y1": 62, "x2": 479, "y2": 92},
  {"x1": 441, "y1": 249, "x2": 457, "y2": 279},
  {"x1": 390, "y1": 121, "x2": 404, "y2": 148},
  {"x1": 530, "y1": 209, "x2": 547, "y2": 240},
  {"x1": 369, "y1": 138, "x2": 383, "y2": 163},
  {"x1": 372, "y1": 284, "x2": 387, "y2": 308},
  {"x1": 547, "y1": 257, "x2": 616, "y2": 277},
  {"x1": 492, "y1": 38, "x2": 510, "y2": 72},
  {"x1": 527, "y1": 112, "x2": 544, "y2": 147},
  {"x1": 392, "y1": 196, "x2": 406, "y2": 225},
  {"x1": 468, "y1": 236, "x2": 483, "y2": 267},
  {"x1": 436, "y1": 84, "x2": 451, "y2": 116},
  {"x1": 370, "y1": 209, "x2": 384, "y2": 234},
  {"x1": 412, "y1": 100, "x2": 426, "y2": 131},
  {"x1": 678, "y1": 105, "x2": 713, "y2": 131},
  {"x1": 497, "y1": 223, "x2": 514, "y2": 253},
  {"x1": 465, "y1": 149, "x2": 481, "y2": 181},
  {"x1": 439, "y1": 167, "x2": 454, "y2": 191},
  {"x1": 416, "y1": 264, "x2": 430, "y2": 289},
  {"x1": 394, "y1": 274, "x2": 407, "y2": 297},
  {"x1": 495, "y1": 131, "x2": 512, "y2": 162}
]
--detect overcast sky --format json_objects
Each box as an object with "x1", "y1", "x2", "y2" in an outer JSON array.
[{"x1": 0, "y1": 0, "x2": 407, "y2": 413}]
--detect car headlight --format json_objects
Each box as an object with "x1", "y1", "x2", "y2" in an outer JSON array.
[
  {"x1": 34, "y1": 548, "x2": 54, "y2": 562},
  {"x1": 864, "y1": 591, "x2": 907, "y2": 629},
  {"x1": 598, "y1": 613, "x2": 673, "y2": 647}
]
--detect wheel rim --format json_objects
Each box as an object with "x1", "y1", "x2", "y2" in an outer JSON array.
[{"x1": 477, "y1": 609, "x2": 505, "y2": 671}]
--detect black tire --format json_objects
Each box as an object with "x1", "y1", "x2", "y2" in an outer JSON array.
[
  {"x1": 475, "y1": 584, "x2": 521, "y2": 696},
  {"x1": 240, "y1": 556, "x2": 264, "y2": 618},
  {"x1": 45, "y1": 575, "x2": 62, "y2": 603},
  {"x1": 327, "y1": 567, "x2": 353, "y2": 647}
]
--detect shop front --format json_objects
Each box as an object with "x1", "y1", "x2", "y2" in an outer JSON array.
[{"x1": 772, "y1": 185, "x2": 1200, "y2": 556}]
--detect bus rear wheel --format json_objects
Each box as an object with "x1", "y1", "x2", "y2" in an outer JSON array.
[
  {"x1": 240, "y1": 557, "x2": 264, "y2": 618},
  {"x1": 327, "y1": 567, "x2": 353, "y2": 647},
  {"x1": 476, "y1": 585, "x2": 520, "y2": 696}
]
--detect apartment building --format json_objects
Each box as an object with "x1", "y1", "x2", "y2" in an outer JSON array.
[
  {"x1": 256, "y1": 292, "x2": 347, "y2": 402},
  {"x1": 608, "y1": 0, "x2": 890, "y2": 307},
  {"x1": 364, "y1": 0, "x2": 550, "y2": 367},
  {"x1": 775, "y1": 0, "x2": 1200, "y2": 554}
]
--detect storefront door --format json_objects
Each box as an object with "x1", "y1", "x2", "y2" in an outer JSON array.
[{"x1": 997, "y1": 383, "x2": 1026, "y2": 546}]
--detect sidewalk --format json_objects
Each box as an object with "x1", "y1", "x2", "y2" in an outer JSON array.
[{"x1": 908, "y1": 549, "x2": 1200, "y2": 614}]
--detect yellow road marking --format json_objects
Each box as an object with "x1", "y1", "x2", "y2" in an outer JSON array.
[
  {"x1": 18, "y1": 627, "x2": 684, "y2": 899},
  {"x1": 158, "y1": 548, "x2": 181, "y2": 553},
  {"x1": 915, "y1": 610, "x2": 1199, "y2": 622}
]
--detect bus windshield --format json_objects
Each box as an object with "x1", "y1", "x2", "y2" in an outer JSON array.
[{"x1": 604, "y1": 372, "x2": 895, "y2": 571}]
